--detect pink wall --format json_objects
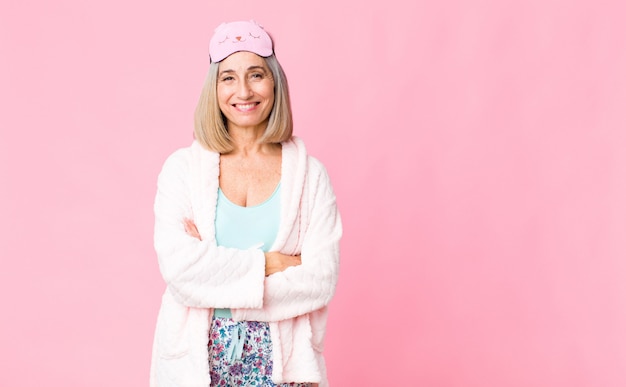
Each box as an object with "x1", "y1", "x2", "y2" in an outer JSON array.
[{"x1": 1, "y1": 0, "x2": 625, "y2": 386}]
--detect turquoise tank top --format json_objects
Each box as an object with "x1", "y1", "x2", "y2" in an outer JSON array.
[{"x1": 213, "y1": 183, "x2": 281, "y2": 318}]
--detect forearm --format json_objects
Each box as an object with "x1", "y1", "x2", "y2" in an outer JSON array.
[
  {"x1": 156, "y1": 221, "x2": 266, "y2": 309},
  {"x1": 232, "y1": 204, "x2": 341, "y2": 322}
]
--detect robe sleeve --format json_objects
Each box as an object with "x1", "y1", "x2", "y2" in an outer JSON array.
[
  {"x1": 154, "y1": 149, "x2": 266, "y2": 309},
  {"x1": 231, "y1": 162, "x2": 342, "y2": 322}
]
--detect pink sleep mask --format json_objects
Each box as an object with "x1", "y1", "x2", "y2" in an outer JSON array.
[{"x1": 209, "y1": 20, "x2": 274, "y2": 63}]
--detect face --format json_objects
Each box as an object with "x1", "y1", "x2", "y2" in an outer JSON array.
[{"x1": 216, "y1": 51, "x2": 275, "y2": 132}]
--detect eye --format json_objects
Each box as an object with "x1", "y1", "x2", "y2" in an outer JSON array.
[
  {"x1": 249, "y1": 32, "x2": 261, "y2": 39},
  {"x1": 220, "y1": 75, "x2": 235, "y2": 82}
]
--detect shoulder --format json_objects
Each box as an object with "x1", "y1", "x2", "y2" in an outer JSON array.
[
  {"x1": 157, "y1": 141, "x2": 207, "y2": 186},
  {"x1": 306, "y1": 155, "x2": 328, "y2": 176},
  {"x1": 282, "y1": 136, "x2": 333, "y2": 181},
  {"x1": 159, "y1": 141, "x2": 217, "y2": 176},
  {"x1": 158, "y1": 144, "x2": 192, "y2": 177},
  {"x1": 282, "y1": 136, "x2": 328, "y2": 173}
]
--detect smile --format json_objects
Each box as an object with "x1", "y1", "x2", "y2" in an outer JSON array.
[{"x1": 233, "y1": 103, "x2": 259, "y2": 111}]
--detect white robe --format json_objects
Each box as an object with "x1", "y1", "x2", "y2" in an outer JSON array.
[{"x1": 150, "y1": 137, "x2": 342, "y2": 386}]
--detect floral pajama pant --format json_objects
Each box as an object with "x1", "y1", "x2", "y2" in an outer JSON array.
[{"x1": 208, "y1": 316, "x2": 310, "y2": 387}]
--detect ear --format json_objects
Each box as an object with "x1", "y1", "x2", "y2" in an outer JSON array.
[{"x1": 250, "y1": 19, "x2": 264, "y2": 29}]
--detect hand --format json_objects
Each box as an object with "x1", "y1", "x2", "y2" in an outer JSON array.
[
  {"x1": 264, "y1": 251, "x2": 301, "y2": 276},
  {"x1": 183, "y1": 218, "x2": 202, "y2": 241}
]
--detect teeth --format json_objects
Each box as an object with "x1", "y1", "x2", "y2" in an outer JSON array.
[{"x1": 236, "y1": 103, "x2": 256, "y2": 111}]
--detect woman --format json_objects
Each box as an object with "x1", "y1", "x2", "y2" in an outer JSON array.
[{"x1": 150, "y1": 20, "x2": 342, "y2": 387}]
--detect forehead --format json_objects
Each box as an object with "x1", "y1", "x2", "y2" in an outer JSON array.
[{"x1": 218, "y1": 51, "x2": 268, "y2": 72}]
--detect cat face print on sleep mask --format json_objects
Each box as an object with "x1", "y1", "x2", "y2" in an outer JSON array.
[{"x1": 209, "y1": 20, "x2": 274, "y2": 63}]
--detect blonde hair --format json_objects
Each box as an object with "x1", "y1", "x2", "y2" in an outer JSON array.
[{"x1": 193, "y1": 54, "x2": 293, "y2": 153}]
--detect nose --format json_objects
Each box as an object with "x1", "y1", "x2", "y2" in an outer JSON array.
[{"x1": 236, "y1": 79, "x2": 253, "y2": 99}]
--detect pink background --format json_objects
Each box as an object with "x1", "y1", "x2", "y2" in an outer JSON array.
[{"x1": 1, "y1": 0, "x2": 625, "y2": 386}]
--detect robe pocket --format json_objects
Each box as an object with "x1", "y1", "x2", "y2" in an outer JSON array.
[{"x1": 155, "y1": 290, "x2": 190, "y2": 359}]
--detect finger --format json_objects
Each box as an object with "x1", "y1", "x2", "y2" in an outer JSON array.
[{"x1": 183, "y1": 219, "x2": 202, "y2": 240}]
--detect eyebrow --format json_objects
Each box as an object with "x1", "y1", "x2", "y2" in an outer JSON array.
[{"x1": 219, "y1": 65, "x2": 267, "y2": 77}]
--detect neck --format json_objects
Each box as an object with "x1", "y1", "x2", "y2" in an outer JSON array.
[{"x1": 227, "y1": 124, "x2": 275, "y2": 156}]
